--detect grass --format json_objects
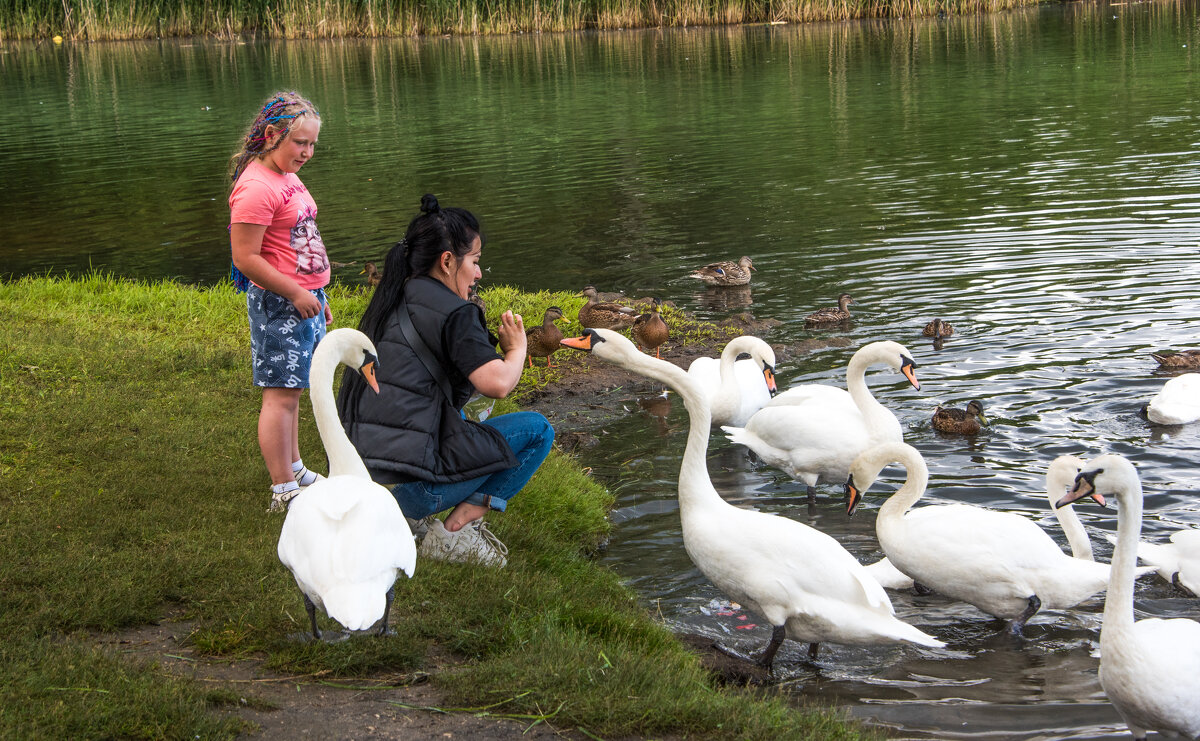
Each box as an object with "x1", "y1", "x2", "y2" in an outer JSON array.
[
  {"x1": 2, "y1": 0, "x2": 1045, "y2": 40},
  {"x1": 0, "y1": 273, "x2": 873, "y2": 739}
]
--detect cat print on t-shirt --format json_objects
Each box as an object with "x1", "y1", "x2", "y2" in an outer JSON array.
[{"x1": 291, "y1": 205, "x2": 329, "y2": 275}]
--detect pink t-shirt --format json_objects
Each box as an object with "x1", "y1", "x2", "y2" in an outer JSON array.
[{"x1": 229, "y1": 159, "x2": 330, "y2": 291}]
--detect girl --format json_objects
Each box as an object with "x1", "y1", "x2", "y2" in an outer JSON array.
[
  {"x1": 337, "y1": 194, "x2": 554, "y2": 568},
  {"x1": 228, "y1": 91, "x2": 333, "y2": 511}
]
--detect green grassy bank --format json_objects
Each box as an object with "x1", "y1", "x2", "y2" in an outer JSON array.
[
  {"x1": 4, "y1": 0, "x2": 1039, "y2": 40},
  {"x1": 0, "y1": 273, "x2": 871, "y2": 739}
]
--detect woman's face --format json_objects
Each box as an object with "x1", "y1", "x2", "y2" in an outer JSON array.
[{"x1": 443, "y1": 235, "x2": 482, "y2": 300}]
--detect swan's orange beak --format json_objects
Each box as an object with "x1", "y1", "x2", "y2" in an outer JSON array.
[
  {"x1": 763, "y1": 366, "x2": 778, "y2": 396},
  {"x1": 1057, "y1": 470, "x2": 1106, "y2": 509},
  {"x1": 561, "y1": 333, "x2": 595, "y2": 351},
  {"x1": 901, "y1": 357, "x2": 920, "y2": 391},
  {"x1": 361, "y1": 352, "x2": 380, "y2": 394},
  {"x1": 846, "y1": 477, "x2": 863, "y2": 516}
]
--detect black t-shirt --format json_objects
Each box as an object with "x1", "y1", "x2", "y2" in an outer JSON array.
[{"x1": 441, "y1": 304, "x2": 501, "y2": 393}]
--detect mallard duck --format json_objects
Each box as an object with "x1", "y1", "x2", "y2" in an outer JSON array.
[
  {"x1": 468, "y1": 283, "x2": 486, "y2": 313},
  {"x1": 804, "y1": 293, "x2": 854, "y2": 326},
  {"x1": 931, "y1": 399, "x2": 987, "y2": 434},
  {"x1": 687, "y1": 256, "x2": 755, "y2": 287},
  {"x1": 526, "y1": 306, "x2": 565, "y2": 368},
  {"x1": 1150, "y1": 349, "x2": 1200, "y2": 370},
  {"x1": 631, "y1": 298, "x2": 670, "y2": 358},
  {"x1": 360, "y1": 262, "x2": 381, "y2": 288},
  {"x1": 577, "y1": 286, "x2": 637, "y2": 331},
  {"x1": 922, "y1": 318, "x2": 954, "y2": 338}
]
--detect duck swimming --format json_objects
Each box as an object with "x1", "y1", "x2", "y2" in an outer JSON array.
[
  {"x1": 687, "y1": 256, "x2": 755, "y2": 287},
  {"x1": 931, "y1": 400, "x2": 988, "y2": 435},
  {"x1": 804, "y1": 293, "x2": 855, "y2": 326}
]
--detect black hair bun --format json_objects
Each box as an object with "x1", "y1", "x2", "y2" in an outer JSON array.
[{"x1": 420, "y1": 193, "x2": 440, "y2": 215}]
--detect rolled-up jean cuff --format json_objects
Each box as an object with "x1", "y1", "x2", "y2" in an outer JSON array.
[{"x1": 466, "y1": 492, "x2": 506, "y2": 512}]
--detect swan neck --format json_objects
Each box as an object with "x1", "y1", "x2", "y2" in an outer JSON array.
[
  {"x1": 310, "y1": 345, "x2": 370, "y2": 480},
  {"x1": 1105, "y1": 484, "x2": 1143, "y2": 633},
  {"x1": 877, "y1": 450, "x2": 927, "y2": 525},
  {"x1": 1054, "y1": 503, "x2": 1094, "y2": 561},
  {"x1": 846, "y1": 352, "x2": 887, "y2": 427}
]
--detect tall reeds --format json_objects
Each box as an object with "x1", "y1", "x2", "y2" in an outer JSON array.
[{"x1": 3, "y1": 0, "x2": 1051, "y2": 40}]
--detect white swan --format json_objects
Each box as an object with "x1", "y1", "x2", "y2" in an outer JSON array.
[
  {"x1": 722, "y1": 341, "x2": 919, "y2": 500},
  {"x1": 1110, "y1": 526, "x2": 1200, "y2": 597},
  {"x1": 846, "y1": 442, "x2": 1117, "y2": 635},
  {"x1": 1056, "y1": 454, "x2": 1200, "y2": 740},
  {"x1": 861, "y1": 454, "x2": 1098, "y2": 593},
  {"x1": 686, "y1": 335, "x2": 778, "y2": 427},
  {"x1": 561, "y1": 329, "x2": 943, "y2": 668},
  {"x1": 277, "y1": 328, "x2": 417, "y2": 639},
  {"x1": 1145, "y1": 373, "x2": 1200, "y2": 425}
]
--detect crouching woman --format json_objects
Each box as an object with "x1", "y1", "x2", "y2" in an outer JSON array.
[{"x1": 337, "y1": 194, "x2": 554, "y2": 568}]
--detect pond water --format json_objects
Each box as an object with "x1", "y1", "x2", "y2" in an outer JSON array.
[{"x1": 5, "y1": 3, "x2": 1200, "y2": 737}]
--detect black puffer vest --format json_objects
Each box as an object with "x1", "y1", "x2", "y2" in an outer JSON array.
[{"x1": 339, "y1": 276, "x2": 517, "y2": 484}]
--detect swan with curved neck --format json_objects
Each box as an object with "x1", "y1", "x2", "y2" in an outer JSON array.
[
  {"x1": 1057, "y1": 454, "x2": 1200, "y2": 740},
  {"x1": 562, "y1": 329, "x2": 943, "y2": 668},
  {"x1": 723, "y1": 341, "x2": 919, "y2": 500},
  {"x1": 846, "y1": 442, "x2": 1116, "y2": 635},
  {"x1": 686, "y1": 335, "x2": 778, "y2": 427},
  {"x1": 277, "y1": 328, "x2": 416, "y2": 639},
  {"x1": 1145, "y1": 372, "x2": 1200, "y2": 425}
]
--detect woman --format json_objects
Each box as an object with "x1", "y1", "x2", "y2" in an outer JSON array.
[{"x1": 338, "y1": 194, "x2": 554, "y2": 568}]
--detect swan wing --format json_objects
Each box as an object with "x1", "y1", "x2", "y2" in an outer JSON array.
[
  {"x1": 1146, "y1": 373, "x2": 1200, "y2": 424},
  {"x1": 864, "y1": 557, "x2": 916, "y2": 590},
  {"x1": 768, "y1": 384, "x2": 853, "y2": 409},
  {"x1": 1101, "y1": 618, "x2": 1200, "y2": 739}
]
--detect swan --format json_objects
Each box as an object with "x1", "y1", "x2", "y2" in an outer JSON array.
[
  {"x1": 862, "y1": 454, "x2": 1098, "y2": 593},
  {"x1": 1056, "y1": 454, "x2": 1200, "y2": 740},
  {"x1": 846, "y1": 442, "x2": 1118, "y2": 635},
  {"x1": 1145, "y1": 373, "x2": 1200, "y2": 425},
  {"x1": 277, "y1": 328, "x2": 417, "y2": 639},
  {"x1": 561, "y1": 329, "x2": 943, "y2": 669},
  {"x1": 1107, "y1": 526, "x2": 1200, "y2": 596},
  {"x1": 686, "y1": 335, "x2": 778, "y2": 427},
  {"x1": 723, "y1": 341, "x2": 919, "y2": 501}
]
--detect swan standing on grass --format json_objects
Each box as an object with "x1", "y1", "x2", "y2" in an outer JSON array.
[
  {"x1": 277, "y1": 329, "x2": 417, "y2": 640},
  {"x1": 686, "y1": 335, "x2": 778, "y2": 427},
  {"x1": 846, "y1": 442, "x2": 1118, "y2": 636},
  {"x1": 723, "y1": 341, "x2": 920, "y2": 503},
  {"x1": 561, "y1": 329, "x2": 943, "y2": 670},
  {"x1": 1056, "y1": 454, "x2": 1200, "y2": 741},
  {"x1": 1144, "y1": 373, "x2": 1200, "y2": 425}
]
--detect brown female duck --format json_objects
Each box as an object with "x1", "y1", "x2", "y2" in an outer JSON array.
[
  {"x1": 526, "y1": 306, "x2": 565, "y2": 367},
  {"x1": 804, "y1": 293, "x2": 855, "y2": 326},
  {"x1": 932, "y1": 400, "x2": 988, "y2": 435},
  {"x1": 631, "y1": 298, "x2": 670, "y2": 358},
  {"x1": 360, "y1": 262, "x2": 381, "y2": 288},
  {"x1": 687, "y1": 256, "x2": 755, "y2": 287},
  {"x1": 1150, "y1": 349, "x2": 1200, "y2": 371},
  {"x1": 923, "y1": 318, "x2": 954, "y2": 338},
  {"x1": 578, "y1": 286, "x2": 637, "y2": 331}
]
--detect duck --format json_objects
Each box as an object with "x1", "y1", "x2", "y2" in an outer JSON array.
[
  {"x1": 865, "y1": 454, "x2": 1100, "y2": 592},
  {"x1": 724, "y1": 341, "x2": 919, "y2": 503},
  {"x1": 1149, "y1": 349, "x2": 1200, "y2": 371},
  {"x1": 845, "y1": 442, "x2": 1119, "y2": 636},
  {"x1": 804, "y1": 293, "x2": 854, "y2": 326},
  {"x1": 277, "y1": 328, "x2": 417, "y2": 640},
  {"x1": 577, "y1": 286, "x2": 637, "y2": 331},
  {"x1": 1144, "y1": 373, "x2": 1200, "y2": 425},
  {"x1": 631, "y1": 298, "x2": 670, "y2": 358},
  {"x1": 560, "y1": 329, "x2": 944, "y2": 668},
  {"x1": 525, "y1": 306, "x2": 565, "y2": 368},
  {"x1": 922, "y1": 318, "x2": 954, "y2": 338},
  {"x1": 1107, "y1": 526, "x2": 1200, "y2": 596},
  {"x1": 360, "y1": 262, "x2": 381, "y2": 288},
  {"x1": 687, "y1": 256, "x2": 755, "y2": 287},
  {"x1": 1056, "y1": 454, "x2": 1200, "y2": 741},
  {"x1": 686, "y1": 336, "x2": 778, "y2": 427},
  {"x1": 931, "y1": 400, "x2": 988, "y2": 435},
  {"x1": 468, "y1": 283, "x2": 486, "y2": 313}
]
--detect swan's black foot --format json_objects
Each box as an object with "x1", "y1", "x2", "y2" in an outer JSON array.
[
  {"x1": 912, "y1": 582, "x2": 934, "y2": 596},
  {"x1": 1000, "y1": 595, "x2": 1041, "y2": 637},
  {"x1": 303, "y1": 593, "x2": 322, "y2": 641}
]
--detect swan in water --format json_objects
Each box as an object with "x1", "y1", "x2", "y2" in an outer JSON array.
[
  {"x1": 1145, "y1": 373, "x2": 1200, "y2": 425},
  {"x1": 1056, "y1": 454, "x2": 1200, "y2": 740},
  {"x1": 686, "y1": 335, "x2": 778, "y2": 427},
  {"x1": 863, "y1": 454, "x2": 1102, "y2": 592},
  {"x1": 846, "y1": 442, "x2": 1118, "y2": 635},
  {"x1": 277, "y1": 329, "x2": 417, "y2": 639},
  {"x1": 561, "y1": 329, "x2": 943, "y2": 669},
  {"x1": 723, "y1": 341, "x2": 919, "y2": 502},
  {"x1": 1107, "y1": 526, "x2": 1200, "y2": 597}
]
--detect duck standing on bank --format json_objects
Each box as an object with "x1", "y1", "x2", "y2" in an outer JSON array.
[
  {"x1": 687, "y1": 256, "x2": 755, "y2": 287},
  {"x1": 631, "y1": 298, "x2": 670, "y2": 358},
  {"x1": 577, "y1": 286, "x2": 637, "y2": 331},
  {"x1": 525, "y1": 305, "x2": 565, "y2": 368}
]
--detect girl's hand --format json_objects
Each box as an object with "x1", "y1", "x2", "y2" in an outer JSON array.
[
  {"x1": 324, "y1": 302, "x2": 334, "y2": 326},
  {"x1": 496, "y1": 310, "x2": 527, "y2": 355},
  {"x1": 291, "y1": 290, "x2": 322, "y2": 319}
]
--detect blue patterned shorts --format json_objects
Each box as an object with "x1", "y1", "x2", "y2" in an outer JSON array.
[{"x1": 247, "y1": 285, "x2": 327, "y2": 388}]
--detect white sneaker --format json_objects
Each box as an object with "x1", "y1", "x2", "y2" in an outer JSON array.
[
  {"x1": 418, "y1": 519, "x2": 508, "y2": 568},
  {"x1": 296, "y1": 471, "x2": 325, "y2": 490},
  {"x1": 406, "y1": 516, "x2": 431, "y2": 541}
]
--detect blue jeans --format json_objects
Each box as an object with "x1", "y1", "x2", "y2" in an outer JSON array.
[{"x1": 390, "y1": 411, "x2": 554, "y2": 520}]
